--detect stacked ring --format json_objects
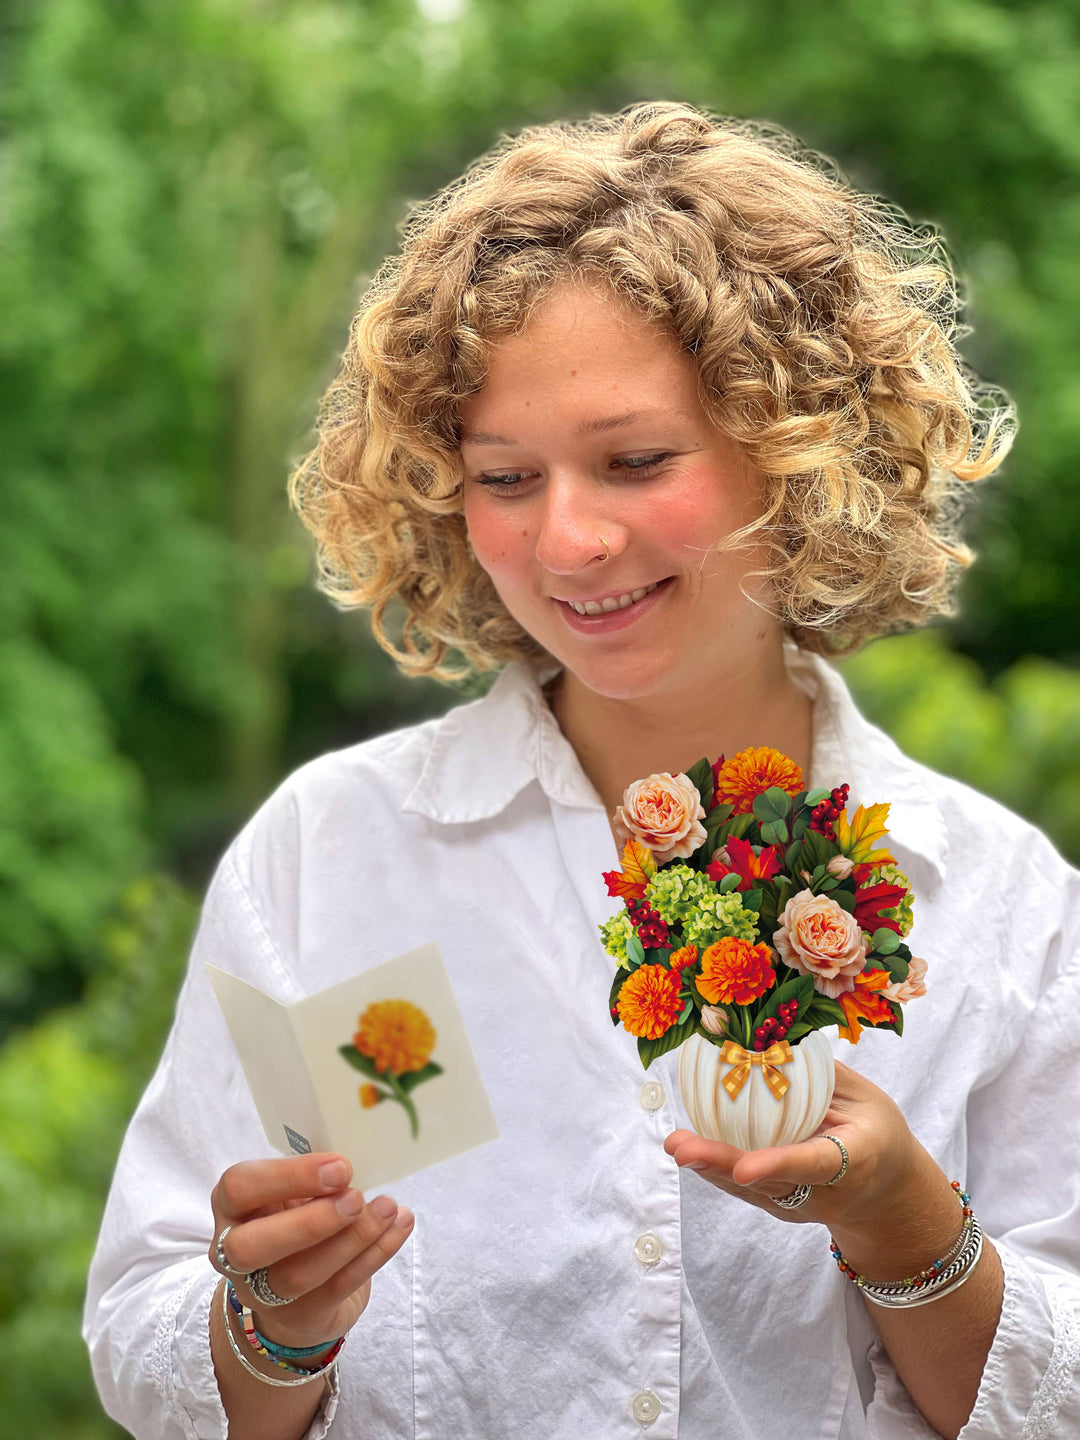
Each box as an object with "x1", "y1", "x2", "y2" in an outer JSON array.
[
  {"x1": 821, "y1": 1134, "x2": 849, "y2": 1186},
  {"x1": 247, "y1": 1266, "x2": 293, "y2": 1307},
  {"x1": 772, "y1": 1183, "x2": 813, "y2": 1210},
  {"x1": 213, "y1": 1225, "x2": 248, "y2": 1278}
]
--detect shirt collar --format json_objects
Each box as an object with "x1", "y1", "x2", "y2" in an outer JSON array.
[{"x1": 403, "y1": 648, "x2": 947, "y2": 889}]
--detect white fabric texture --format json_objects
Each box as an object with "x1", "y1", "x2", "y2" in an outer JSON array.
[{"x1": 83, "y1": 646, "x2": 1080, "y2": 1439}]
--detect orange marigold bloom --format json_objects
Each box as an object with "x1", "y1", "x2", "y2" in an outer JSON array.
[
  {"x1": 354, "y1": 999, "x2": 436, "y2": 1075},
  {"x1": 616, "y1": 964, "x2": 685, "y2": 1040},
  {"x1": 713, "y1": 746, "x2": 804, "y2": 815},
  {"x1": 698, "y1": 937, "x2": 776, "y2": 1006},
  {"x1": 359, "y1": 1083, "x2": 380, "y2": 1109},
  {"x1": 668, "y1": 944, "x2": 699, "y2": 971},
  {"x1": 837, "y1": 968, "x2": 894, "y2": 1045}
]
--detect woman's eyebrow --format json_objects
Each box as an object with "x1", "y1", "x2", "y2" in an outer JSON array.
[{"x1": 461, "y1": 409, "x2": 669, "y2": 447}]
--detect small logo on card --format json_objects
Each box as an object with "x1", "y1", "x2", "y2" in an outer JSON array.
[{"x1": 284, "y1": 1125, "x2": 311, "y2": 1155}]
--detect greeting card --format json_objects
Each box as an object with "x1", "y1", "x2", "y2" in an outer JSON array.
[{"x1": 207, "y1": 942, "x2": 499, "y2": 1189}]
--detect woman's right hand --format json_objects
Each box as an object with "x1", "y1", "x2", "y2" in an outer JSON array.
[{"x1": 209, "y1": 1151, "x2": 414, "y2": 1349}]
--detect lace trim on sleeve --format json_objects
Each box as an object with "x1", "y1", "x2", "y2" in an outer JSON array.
[{"x1": 1019, "y1": 1275, "x2": 1080, "y2": 1440}]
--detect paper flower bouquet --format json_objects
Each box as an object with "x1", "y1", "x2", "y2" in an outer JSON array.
[{"x1": 600, "y1": 748, "x2": 926, "y2": 1148}]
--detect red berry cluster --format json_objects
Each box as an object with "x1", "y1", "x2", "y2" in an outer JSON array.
[
  {"x1": 751, "y1": 999, "x2": 799, "y2": 1051},
  {"x1": 808, "y1": 783, "x2": 850, "y2": 842},
  {"x1": 627, "y1": 899, "x2": 670, "y2": 949}
]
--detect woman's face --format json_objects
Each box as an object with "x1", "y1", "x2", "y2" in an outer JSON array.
[{"x1": 460, "y1": 281, "x2": 774, "y2": 703}]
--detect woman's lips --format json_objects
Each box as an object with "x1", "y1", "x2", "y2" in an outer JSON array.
[{"x1": 553, "y1": 576, "x2": 674, "y2": 633}]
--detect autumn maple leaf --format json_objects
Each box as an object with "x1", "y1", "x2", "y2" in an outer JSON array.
[
  {"x1": 852, "y1": 881, "x2": 909, "y2": 936},
  {"x1": 706, "y1": 835, "x2": 782, "y2": 891},
  {"x1": 836, "y1": 968, "x2": 895, "y2": 1044},
  {"x1": 833, "y1": 802, "x2": 895, "y2": 866},
  {"x1": 602, "y1": 840, "x2": 658, "y2": 901}
]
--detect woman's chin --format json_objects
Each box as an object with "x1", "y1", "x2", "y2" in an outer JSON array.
[{"x1": 555, "y1": 651, "x2": 683, "y2": 705}]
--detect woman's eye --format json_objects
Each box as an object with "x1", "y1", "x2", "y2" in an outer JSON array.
[
  {"x1": 475, "y1": 454, "x2": 671, "y2": 491},
  {"x1": 615, "y1": 453, "x2": 671, "y2": 473}
]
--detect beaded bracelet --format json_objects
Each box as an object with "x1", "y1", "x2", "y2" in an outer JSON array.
[
  {"x1": 830, "y1": 1181, "x2": 984, "y2": 1308},
  {"x1": 225, "y1": 1282, "x2": 345, "y2": 1377},
  {"x1": 220, "y1": 1282, "x2": 340, "y2": 1389}
]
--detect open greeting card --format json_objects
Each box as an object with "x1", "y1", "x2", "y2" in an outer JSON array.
[{"x1": 206, "y1": 942, "x2": 499, "y2": 1190}]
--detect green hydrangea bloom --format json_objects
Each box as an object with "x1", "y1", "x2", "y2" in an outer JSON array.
[
  {"x1": 599, "y1": 910, "x2": 637, "y2": 967},
  {"x1": 682, "y1": 891, "x2": 759, "y2": 951},
  {"x1": 644, "y1": 866, "x2": 758, "y2": 949},
  {"x1": 643, "y1": 865, "x2": 714, "y2": 925},
  {"x1": 866, "y1": 863, "x2": 914, "y2": 936}
]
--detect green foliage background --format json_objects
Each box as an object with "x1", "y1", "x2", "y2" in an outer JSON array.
[{"x1": 1, "y1": 0, "x2": 1078, "y2": 1432}]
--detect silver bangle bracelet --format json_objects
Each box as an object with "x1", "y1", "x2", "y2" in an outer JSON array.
[
  {"x1": 220, "y1": 1281, "x2": 337, "y2": 1388},
  {"x1": 859, "y1": 1219, "x2": 984, "y2": 1309}
]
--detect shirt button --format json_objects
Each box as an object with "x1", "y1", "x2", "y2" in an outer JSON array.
[
  {"x1": 639, "y1": 1080, "x2": 665, "y2": 1111},
  {"x1": 632, "y1": 1390, "x2": 661, "y2": 1424},
  {"x1": 633, "y1": 1232, "x2": 663, "y2": 1266}
]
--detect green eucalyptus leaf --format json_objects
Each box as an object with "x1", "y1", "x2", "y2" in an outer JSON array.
[
  {"x1": 717, "y1": 872, "x2": 741, "y2": 893},
  {"x1": 626, "y1": 933, "x2": 645, "y2": 965},
  {"x1": 805, "y1": 787, "x2": 830, "y2": 806},
  {"x1": 871, "y1": 927, "x2": 901, "y2": 955}
]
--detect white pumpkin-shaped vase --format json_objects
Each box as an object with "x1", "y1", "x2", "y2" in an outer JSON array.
[{"x1": 677, "y1": 1030, "x2": 835, "y2": 1150}]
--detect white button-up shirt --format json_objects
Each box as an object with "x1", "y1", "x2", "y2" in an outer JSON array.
[{"x1": 84, "y1": 647, "x2": 1080, "y2": 1439}]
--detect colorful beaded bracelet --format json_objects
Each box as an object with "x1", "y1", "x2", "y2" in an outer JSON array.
[
  {"x1": 225, "y1": 1281, "x2": 346, "y2": 1376},
  {"x1": 220, "y1": 1282, "x2": 339, "y2": 1389},
  {"x1": 830, "y1": 1181, "x2": 976, "y2": 1296}
]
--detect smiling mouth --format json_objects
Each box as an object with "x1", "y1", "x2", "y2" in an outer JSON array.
[{"x1": 559, "y1": 580, "x2": 666, "y2": 616}]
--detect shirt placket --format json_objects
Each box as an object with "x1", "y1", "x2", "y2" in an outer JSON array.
[{"x1": 549, "y1": 796, "x2": 683, "y2": 1437}]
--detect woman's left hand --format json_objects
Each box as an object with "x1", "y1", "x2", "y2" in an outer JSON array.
[{"x1": 664, "y1": 1058, "x2": 924, "y2": 1233}]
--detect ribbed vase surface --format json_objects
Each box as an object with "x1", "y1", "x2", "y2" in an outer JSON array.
[{"x1": 677, "y1": 1030, "x2": 835, "y2": 1150}]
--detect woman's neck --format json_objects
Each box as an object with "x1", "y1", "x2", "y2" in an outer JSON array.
[{"x1": 548, "y1": 640, "x2": 814, "y2": 818}]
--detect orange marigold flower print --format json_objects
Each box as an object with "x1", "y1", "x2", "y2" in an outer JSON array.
[
  {"x1": 616, "y1": 964, "x2": 684, "y2": 1040},
  {"x1": 698, "y1": 937, "x2": 776, "y2": 1006},
  {"x1": 668, "y1": 944, "x2": 699, "y2": 971},
  {"x1": 359, "y1": 1083, "x2": 380, "y2": 1109},
  {"x1": 354, "y1": 999, "x2": 436, "y2": 1075},
  {"x1": 713, "y1": 747, "x2": 804, "y2": 815}
]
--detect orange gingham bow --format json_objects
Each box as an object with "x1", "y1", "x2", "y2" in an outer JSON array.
[{"x1": 718, "y1": 1039, "x2": 794, "y2": 1101}]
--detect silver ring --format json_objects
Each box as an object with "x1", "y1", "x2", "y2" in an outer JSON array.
[
  {"x1": 246, "y1": 1266, "x2": 293, "y2": 1307},
  {"x1": 213, "y1": 1225, "x2": 248, "y2": 1278},
  {"x1": 772, "y1": 1183, "x2": 813, "y2": 1210},
  {"x1": 821, "y1": 1134, "x2": 849, "y2": 1186}
]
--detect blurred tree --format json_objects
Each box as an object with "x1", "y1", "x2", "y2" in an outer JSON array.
[{"x1": 2, "y1": 0, "x2": 1079, "y2": 1035}]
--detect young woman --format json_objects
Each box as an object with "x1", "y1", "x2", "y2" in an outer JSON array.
[{"x1": 85, "y1": 102, "x2": 1080, "y2": 1440}]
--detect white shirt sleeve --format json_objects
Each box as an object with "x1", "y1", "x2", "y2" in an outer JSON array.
[
  {"x1": 82, "y1": 848, "x2": 339, "y2": 1440},
  {"x1": 868, "y1": 926, "x2": 1080, "y2": 1438}
]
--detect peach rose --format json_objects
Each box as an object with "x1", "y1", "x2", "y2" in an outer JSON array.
[
  {"x1": 613, "y1": 772, "x2": 707, "y2": 864},
  {"x1": 882, "y1": 955, "x2": 928, "y2": 1004},
  {"x1": 774, "y1": 889, "x2": 867, "y2": 997}
]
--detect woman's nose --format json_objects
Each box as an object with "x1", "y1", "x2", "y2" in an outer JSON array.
[{"x1": 534, "y1": 480, "x2": 624, "y2": 575}]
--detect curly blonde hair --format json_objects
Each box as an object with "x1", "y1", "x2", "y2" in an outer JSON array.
[{"x1": 290, "y1": 100, "x2": 1013, "y2": 680}]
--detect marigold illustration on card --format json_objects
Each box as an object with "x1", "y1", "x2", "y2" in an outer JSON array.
[{"x1": 206, "y1": 942, "x2": 500, "y2": 1189}]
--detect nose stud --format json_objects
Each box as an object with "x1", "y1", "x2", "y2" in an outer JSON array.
[{"x1": 595, "y1": 536, "x2": 611, "y2": 563}]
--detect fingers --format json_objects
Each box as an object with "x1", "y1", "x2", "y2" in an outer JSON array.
[
  {"x1": 212, "y1": 1153, "x2": 352, "y2": 1225},
  {"x1": 732, "y1": 1132, "x2": 852, "y2": 1190},
  {"x1": 216, "y1": 1187, "x2": 373, "y2": 1275},
  {"x1": 309, "y1": 1206, "x2": 415, "y2": 1309},
  {"x1": 252, "y1": 1195, "x2": 410, "y2": 1303}
]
